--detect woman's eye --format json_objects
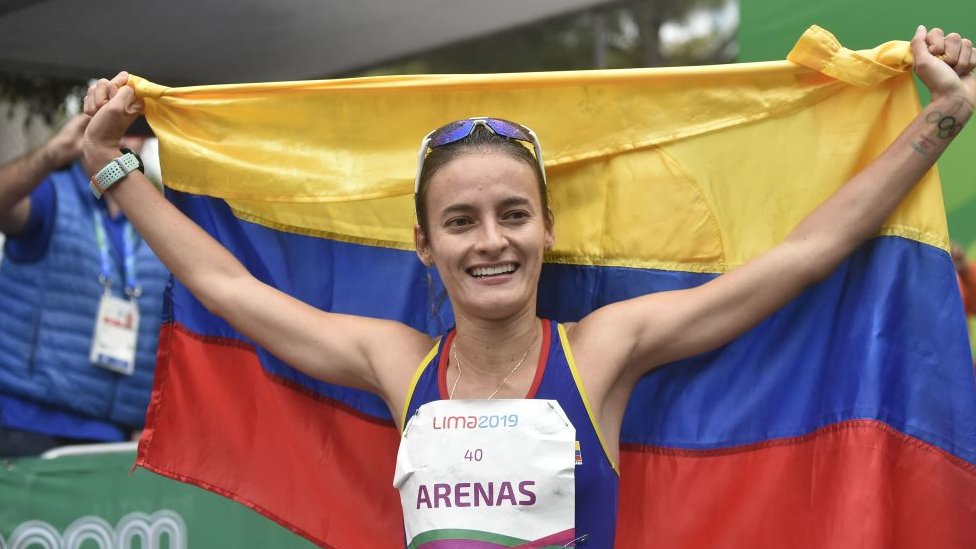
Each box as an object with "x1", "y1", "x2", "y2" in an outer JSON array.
[
  {"x1": 504, "y1": 210, "x2": 530, "y2": 221},
  {"x1": 446, "y1": 217, "x2": 472, "y2": 228}
]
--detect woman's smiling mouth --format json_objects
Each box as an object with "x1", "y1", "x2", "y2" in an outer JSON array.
[{"x1": 468, "y1": 263, "x2": 519, "y2": 278}]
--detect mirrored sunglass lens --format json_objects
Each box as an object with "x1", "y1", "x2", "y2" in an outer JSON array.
[
  {"x1": 485, "y1": 118, "x2": 530, "y2": 141},
  {"x1": 428, "y1": 120, "x2": 474, "y2": 148}
]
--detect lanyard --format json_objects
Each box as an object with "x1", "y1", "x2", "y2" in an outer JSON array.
[{"x1": 92, "y1": 209, "x2": 141, "y2": 299}]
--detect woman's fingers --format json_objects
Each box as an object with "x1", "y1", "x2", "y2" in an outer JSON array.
[
  {"x1": 114, "y1": 85, "x2": 144, "y2": 115},
  {"x1": 956, "y1": 38, "x2": 974, "y2": 76},
  {"x1": 93, "y1": 78, "x2": 111, "y2": 109},
  {"x1": 84, "y1": 73, "x2": 136, "y2": 119},
  {"x1": 83, "y1": 84, "x2": 95, "y2": 116},
  {"x1": 911, "y1": 26, "x2": 976, "y2": 103},
  {"x1": 916, "y1": 26, "x2": 975, "y2": 74},
  {"x1": 110, "y1": 71, "x2": 129, "y2": 87},
  {"x1": 944, "y1": 33, "x2": 962, "y2": 65},
  {"x1": 81, "y1": 71, "x2": 142, "y2": 159},
  {"x1": 927, "y1": 27, "x2": 946, "y2": 56},
  {"x1": 911, "y1": 25, "x2": 931, "y2": 62}
]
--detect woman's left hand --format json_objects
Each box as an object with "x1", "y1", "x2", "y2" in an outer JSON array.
[{"x1": 912, "y1": 26, "x2": 975, "y2": 110}]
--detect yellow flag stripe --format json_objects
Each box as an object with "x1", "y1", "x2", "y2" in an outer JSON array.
[{"x1": 141, "y1": 26, "x2": 947, "y2": 274}]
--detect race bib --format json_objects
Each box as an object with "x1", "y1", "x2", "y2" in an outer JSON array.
[
  {"x1": 89, "y1": 293, "x2": 139, "y2": 375},
  {"x1": 395, "y1": 399, "x2": 577, "y2": 548}
]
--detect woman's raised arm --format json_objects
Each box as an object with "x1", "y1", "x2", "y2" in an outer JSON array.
[
  {"x1": 574, "y1": 26, "x2": 974, "y2": 382},
  {"x1": 82, "y1": 73, "x2": 431, "y2": 414}
]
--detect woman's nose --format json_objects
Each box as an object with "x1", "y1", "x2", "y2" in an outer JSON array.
[{"x1": 475, "y1": 221, "x2": 508, "y2": 254}]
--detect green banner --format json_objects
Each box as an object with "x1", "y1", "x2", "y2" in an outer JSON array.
[
  {"x1": 740, "y1": 0, "x2": 976, "y2": 250},
  {"x1": 0, "y1": 447, "x2": 315, "y2": 548}
]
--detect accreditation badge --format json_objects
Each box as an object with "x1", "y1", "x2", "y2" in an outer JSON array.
[
  {"x1": 395, "y1": 399, "x2": 577, "y2": 548},
  {"x1": 89, "y1": 293, "x2": 139, "y2": 375}
]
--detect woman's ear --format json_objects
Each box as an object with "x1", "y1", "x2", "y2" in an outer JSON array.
[
  {"x1": 414, "y1": 224, "x2": 433, "y2": 266},
  {"x1": 544, "y1": 221, "x2": 556, "y2": 251}
]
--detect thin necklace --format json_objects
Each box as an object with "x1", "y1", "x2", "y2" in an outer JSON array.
[
  {"x1": 449, "y1": 344, "x2": 463, "y2": 400},
  {"x1": 449, "y1": 335, "x2": 536, "y2": 400}
]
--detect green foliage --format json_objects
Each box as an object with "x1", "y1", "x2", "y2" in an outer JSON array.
[
  {"x1": 352, "y1": 0, "x2": 737, "y2": 76},
  {"x1": 354, "y1": 9, "x2": 617, "y2": 75},
  {"x1": 738, "y1": 0, "x2": 976, "y2": 250},
  {"x1": 0, "y1": 72, "x2": 86, "y2": 123}
]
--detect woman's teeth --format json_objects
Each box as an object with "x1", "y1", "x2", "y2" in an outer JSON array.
[{"x1": 470, "y1": 264, "x2": 517, "y2": 277}]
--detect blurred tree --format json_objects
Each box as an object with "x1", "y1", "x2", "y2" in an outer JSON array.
[
  {"x1": 654, "y1": 0, "x2": 738, "y2": 65},
  {"x1": 0, "y1": 72, "x2": 85, "y2": 123},
  {"x1": 0, "y1": 0, "x2": 738, "y2": 122},
  {"x1": 352, "y1": 0, "x2": 737, "y2": 77}
]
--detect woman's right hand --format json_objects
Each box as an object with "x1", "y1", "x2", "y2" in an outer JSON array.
[{"x1": 82, "y1": 71, "x2": 145, "y2": 171}]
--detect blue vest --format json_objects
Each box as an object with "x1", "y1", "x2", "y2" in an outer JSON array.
[
  {"x1": 0, "y1": 163, "x2": 168, "y2": 428},
  {"x1": 403, "y1": 319, "x2": 620, "y2": 547}
]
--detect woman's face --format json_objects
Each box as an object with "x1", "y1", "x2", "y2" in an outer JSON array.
[{"x1": 416, "y1": 150, "x2": 553, "y2": 321}]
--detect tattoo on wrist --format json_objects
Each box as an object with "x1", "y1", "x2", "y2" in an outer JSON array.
[
  {"x1": 925, "y1": 111, "x2": 963, "y2": 139},
  {"x1": 910, "y1": 134, "x2": 938, "y2": 156}
]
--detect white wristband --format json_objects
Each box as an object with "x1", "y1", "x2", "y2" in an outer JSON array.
[{"x1": 90, "y1": 152, "x2": 142, "y2": 199}]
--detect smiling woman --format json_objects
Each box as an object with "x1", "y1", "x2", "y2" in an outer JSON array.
[
  {"x1": 417, "y1": 144, "x2": 551, "y2": 317},
  {"x1": 78, "y1": 24, "x2": 976, "y2": 548}
]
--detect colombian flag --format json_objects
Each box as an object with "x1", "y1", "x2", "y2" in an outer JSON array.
[{"x1": 134, "y1": 27, "x2": 976, "y2": 548}]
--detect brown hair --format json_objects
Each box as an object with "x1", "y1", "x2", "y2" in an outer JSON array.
[{"x1": 414, "y1": 125, "x2": 551, "y2": 235}]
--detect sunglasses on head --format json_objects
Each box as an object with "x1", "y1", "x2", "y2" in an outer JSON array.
[{"x1": 414, "y1": 117, "x2": 546, "y2": 193}]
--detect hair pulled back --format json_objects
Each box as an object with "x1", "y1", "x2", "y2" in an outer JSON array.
[{"x1": 414, "y1": 125, "x2": 551, "y2": 235}]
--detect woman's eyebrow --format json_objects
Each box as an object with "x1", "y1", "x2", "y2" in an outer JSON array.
[
  {"x1": 441, "y1": 203, "x2": 476, "y2": 216},
  {"x1": 441, "y1": 196, "x2": 532, "y2": 216},
  {"x1": 499, "y1": 197, "x2": 531, "y2": 209}
]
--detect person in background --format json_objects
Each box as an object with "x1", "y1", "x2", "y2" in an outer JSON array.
[
  {"x1": 951, "y1": 241, "x2": 976, "y2": 364},
  {"x1": 951, "y1": 242, "x2": 976, "y2": 317},
  {"x1": 0, "y1": 114, "x2": 169, "y2": 457}
]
